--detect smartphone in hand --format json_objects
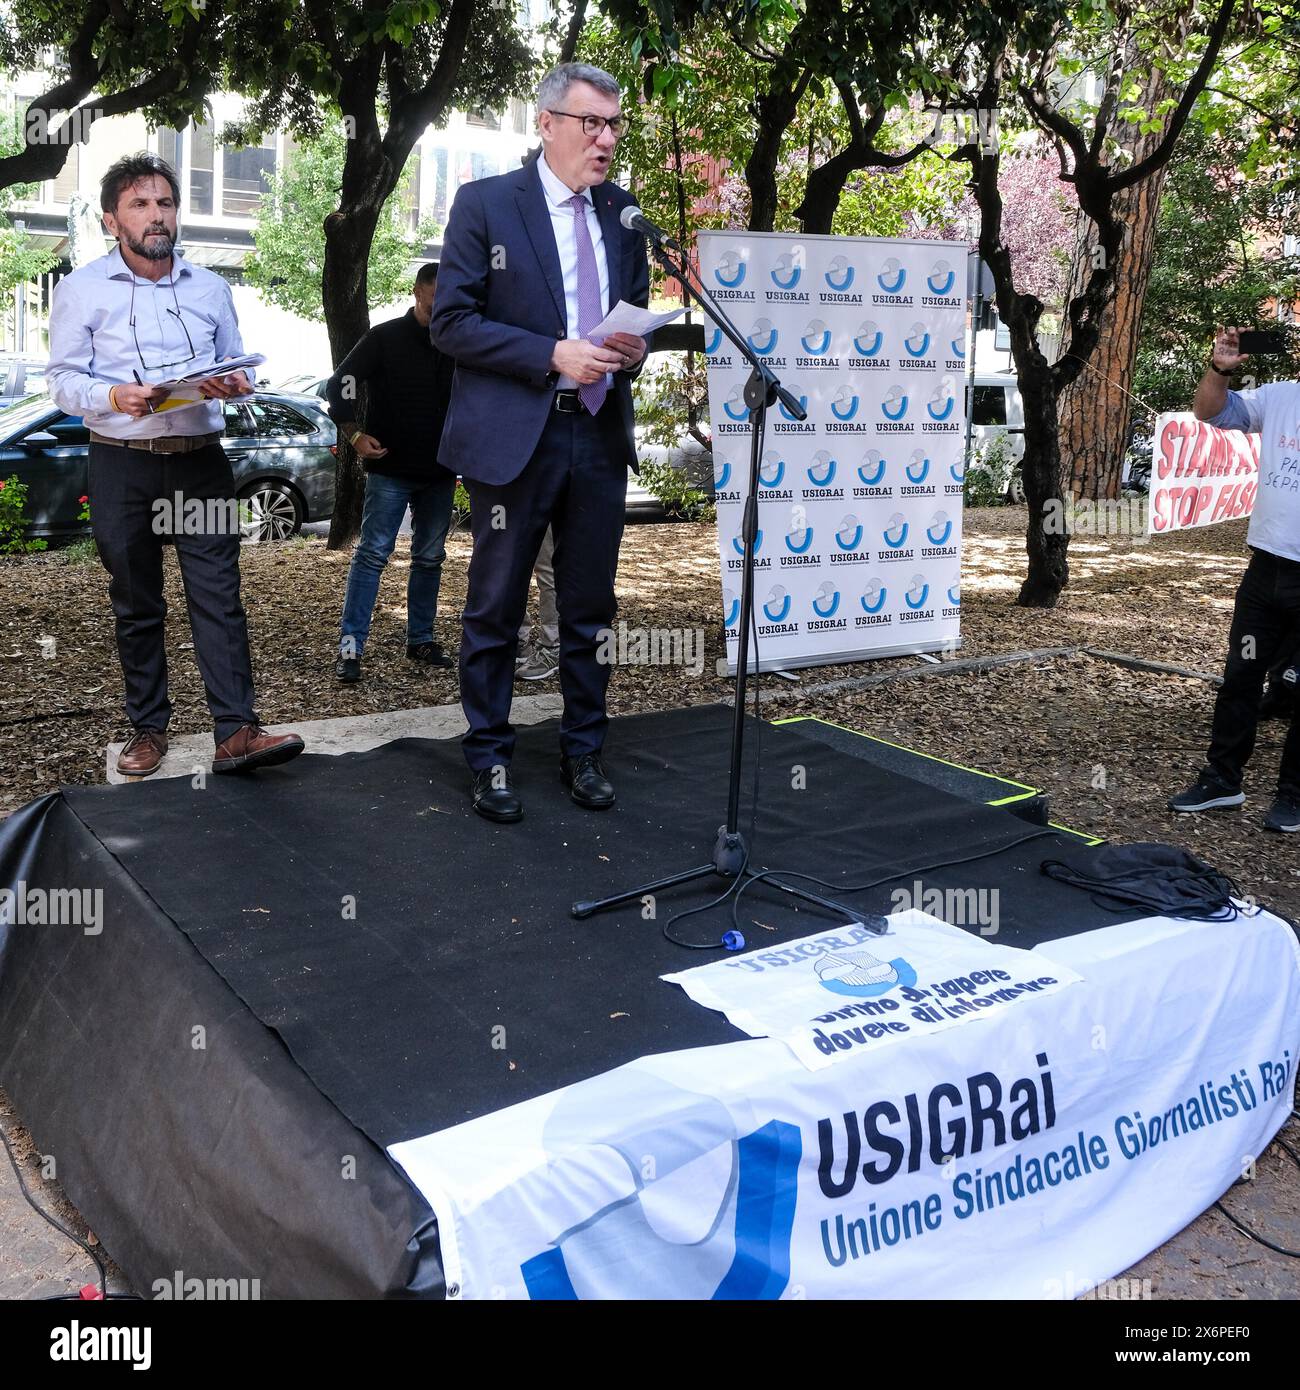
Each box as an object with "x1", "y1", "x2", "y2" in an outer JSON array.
[{"x1": 1236, "y1": 329, "x2": 1287, "y2": 355}]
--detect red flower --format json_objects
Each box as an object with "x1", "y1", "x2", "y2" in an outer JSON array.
[
  {"x1": 79, "y1": 495, "x2": 88, "y2": 503},
  {"x1": 0, "y1": 481, "x2": 6, "y2": 491}
]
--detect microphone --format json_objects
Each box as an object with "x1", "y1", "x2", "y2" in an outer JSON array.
[{"x1": 620, "y1": 204, "x2": 681, "y2": 251}]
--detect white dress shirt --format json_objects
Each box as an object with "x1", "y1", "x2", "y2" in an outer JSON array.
[
  {"x1": 47, "y1": 243, "x2": 244, "y2": 439},
  {"x1": 536, "y1": 153, "x2": 611, "y2": 392}
]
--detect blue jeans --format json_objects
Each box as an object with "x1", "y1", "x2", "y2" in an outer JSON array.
[{"x1": 339, "y1": 471, "x2": 456, "y2": 656}]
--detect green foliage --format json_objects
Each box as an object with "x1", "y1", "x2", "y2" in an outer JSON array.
[
  {"x1": 964, "y1": 435, "x2": 1015, "y2": 507},
  {"x1": 634, "y1": 352, "x2": 709, "y2": 450},
  {"x1": 637, "y1": 453, "x2": 713, "y2": 521},
  {"x1": 59, "y1": 536, "x2": 98, "y2": 564},
  {"x1": 1134, "y1": 121, "x2": 1300, "y2": 417},
  {"x1": 245, "y1": 125, "x2": 435, "y2": 321},
  {"x1": 451, "y1": 480, "x2": 472, "y2": 530},
  {"x1": 0, "y1": 109, "x2": 59, "y2": 293},
  {"x1": 0, "y1": 474, "x2": 48, "y2": 554}
]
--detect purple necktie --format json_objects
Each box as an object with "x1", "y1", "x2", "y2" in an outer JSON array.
[{"x1": 567, "y1": 193, "x2": 607, "y2": 416}]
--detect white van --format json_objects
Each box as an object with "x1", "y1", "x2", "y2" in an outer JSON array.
[{"x1": 967, "y1": 372, "x2": 1025, "y2": 501}]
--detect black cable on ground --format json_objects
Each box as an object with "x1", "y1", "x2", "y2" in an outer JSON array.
[
  {"x1": 1212, "y1": 1118, "x2": 1300, "y2": 1260},
  {"x1": 0, "y1": 1115, "x2": 107, "y2": 1298}
]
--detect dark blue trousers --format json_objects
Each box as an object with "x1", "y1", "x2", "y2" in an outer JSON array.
[{"x1": 459, "y1": 405, "x2": 627, "y2": 771}]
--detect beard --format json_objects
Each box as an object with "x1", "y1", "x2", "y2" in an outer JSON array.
[{"x1": 123, "y1": 227, "x2": 175, "y2": 261}]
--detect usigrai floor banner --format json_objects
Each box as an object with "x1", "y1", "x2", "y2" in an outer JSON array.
[{"x1": 697, "y1": 231, "x2": 968, "y2": 673}]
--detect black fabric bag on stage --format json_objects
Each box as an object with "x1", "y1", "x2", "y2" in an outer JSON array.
[{"x1": 1041, "y1": 842, "x2": 1241, "y2": 922}]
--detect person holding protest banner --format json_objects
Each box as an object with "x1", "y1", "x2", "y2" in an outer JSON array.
[{"x1": 1168, "y1": 326, "x2": 1300, "y2": 831}]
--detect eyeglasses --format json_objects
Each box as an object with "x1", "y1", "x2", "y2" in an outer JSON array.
[
  {"x1": 129, "y1": 273, "x2": 196, "y2": 373},
  {"x1": 547, "y1": 110, "x2": 629, "y2": 140}
]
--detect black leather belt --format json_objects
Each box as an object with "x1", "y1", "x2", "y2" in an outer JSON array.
[
  {"x1": 553, "y1": 390, "x2": 583, "y2": 414},
  {"x1": 91, "y1": 431, "x2": 221, "y2": 454}
]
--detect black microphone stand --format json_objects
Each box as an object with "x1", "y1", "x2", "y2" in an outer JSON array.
[{"x1": 572, "y1": 235, "x2": 888, "y2": 939}]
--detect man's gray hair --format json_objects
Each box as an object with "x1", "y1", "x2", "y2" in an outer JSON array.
[{"x1": 536, "y1": 62, "x2": 620, "y2": 113}]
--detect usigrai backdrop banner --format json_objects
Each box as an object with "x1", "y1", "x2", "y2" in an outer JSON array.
[{"x1": 697, "y1": 231, "x2": 968, "y2": 673}]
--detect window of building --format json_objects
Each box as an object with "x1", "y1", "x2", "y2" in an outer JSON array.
[
  {"x1": 510, "y1": 99, "x2": 528, "y2": 135},
  {"x1": 223, "y1": 138, "x2": 276, "y2": 217},
  {"x1": 51, "y1": 144, "x2": 79, "y2": 205},
  {"x1": 466, "y1": 107, "x2": 501, "y2": 130},
  {"x1": 157, "y1": 128, "x2": 182, "y2": 178},
  {"x1": 469, "y1": 152, "x2": 501, "y2": 182},
  {"x1": 190, "y1": 119, "x2": 214, "y2": 215},
  {"x1": 430, "y1": 148, "x2": 450, "y2": 226}
]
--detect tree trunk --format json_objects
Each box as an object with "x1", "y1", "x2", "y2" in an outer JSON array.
[
  {"x1": 744, "y1": 67, "x2": 810, "y2": 231},
  {"x1": 1057, "y1": 48, "x2": 1179, "y2": 499},
  {"x1": 323, "y1": 205, "x2": 383, "y2": 549}
]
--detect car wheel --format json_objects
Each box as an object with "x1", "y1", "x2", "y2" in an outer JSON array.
[
  {"x1": 1005, "y1": 467, "x2": 1026, "y2": 505},
  {"x1": 238, "y1": 480, "x2": 303, "y2": 543}
]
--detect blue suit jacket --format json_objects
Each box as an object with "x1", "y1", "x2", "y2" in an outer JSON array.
[{"x1": 430, "y1": 159, "x2": 650, "y2": 485}]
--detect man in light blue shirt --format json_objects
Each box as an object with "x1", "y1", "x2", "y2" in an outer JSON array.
[
  {"x1": 1168, "y1": 325, "x2": 1300, "y2": 831},
  {"x1": 47, "y1": 153, "x2": 304, "y2": 778}
]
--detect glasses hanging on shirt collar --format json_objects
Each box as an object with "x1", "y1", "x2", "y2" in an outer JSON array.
[{"x1": 128, "y1": 269, "x2": 196, "y2": 373}]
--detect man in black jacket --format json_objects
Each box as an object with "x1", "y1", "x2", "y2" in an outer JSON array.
[{"x1": 327, "y1": 262, "x2": 457, "y2": 681}]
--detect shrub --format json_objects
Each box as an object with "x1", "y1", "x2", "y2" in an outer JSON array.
[
  {"x1": 0, "y1": 474, "x2": 47, "y2": 555},
  {"x1": 638, "y1": 454, "x2": 714, "y2": 521}
]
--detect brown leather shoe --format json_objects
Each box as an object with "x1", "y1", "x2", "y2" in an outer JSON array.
[
  {"x1": 212, "y1": 722, "x2": 305, "y2": 775},
  {"x1": 117, "y1": 728, "x2": 168, "y2": 777}
]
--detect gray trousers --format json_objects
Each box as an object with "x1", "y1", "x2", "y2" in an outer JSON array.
[{"x1": 516, "y1": 525, "x2": 559, "y2": 653}]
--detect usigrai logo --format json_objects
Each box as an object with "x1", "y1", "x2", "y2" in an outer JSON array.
[
  {"x1": 835, "y1": 514, "x2": 865, "y2": 550},
  {"x1": 733, "y1": 528, "x2": 764, "y2": 555},
  {"x1": 724, "y1": 588, "x2": 741, "y2": 628},
  {"x1": 947, "y1": 582, "x2": 961, "y2": 607},
  {"x1": 883, "y1": 513, "x2": 909, "y2": 548},
  {"x1": 905, "y1": 451, "x2": 930, "y2": 484},
  {"x1": 876, "y1": 257, "x2": 907, "y2": 294},
  {"x1": 723, "y1": 385, "x2": 749, "y2": 421},
  {"x1": 714, "y1": 455, "x2": 732, "y2": 490},
  {"x1": 747, "y1": 317, "x2": 779, "y2": 355},
  {"x1": 785, "y1": 525, "x2": 815, "y2": 554},
  {"x1": 763, "y1": 585, "x2": 791, "y2": 622},
  {"x1": 778, "y1": 390, "x2": 809, "y2": 421},
  {"x1": 816, "y1": 948, "x2": 917, "y2": 998},
  {"x1": 808, "y1": 451, "x2": 837, "y2": 486},
  {"x1": 518, "y1": 1073, "x2": 800, "y2": 1300},
  {"x1": 927, "y1": 259, "x2": 957, "y2": 296},
  {"x1": 771, "y1": 250, "x2": 802, "y2": 289},
  {"x1": 949, "y1": 336, "x2": 965, "y2": 359},
  {"x1": 902, "y1": 321, "x2": 932, "y2": 358},
  {"x1": 829, "y1": 385, "x2": 860, "y2": 421},
  {"x1": 860, "y1": 579, "x2": 888, "y2": 613},
  {"x1": 853, "y1": 320, "x2": 883, "y2": 356},
  {"x1": 905, "y1": 574, "x2": 931, "y2": 609},
  {"x1": 704, "y1": 325, "x2": 723, "y2": 354},
  {"x1": 927, "y1": 510, "x2": 954, "y2": 545},
  {"x1": 949, "y1": 457, "x2": 966, "y2": 482},
  {"x1": 825, "y1": 254, "x2": 855, "y2": 291},
  {"x1": 812, "y1": 581, "x2": 841, "y2": 618},
  {"x1": 800, "y1": 318, "x2": 833, "y2": 354},
  {"x1": 927, "y1": 383, "x2": 956, "y2": 420},
  {"x1": 715, "y1": 250, "x2": 747, "y2": 288},
  {"x1": 881, "y1": 385, "x2": 909, "y2": 420},
  {"x1": 857, "y1": 450, "x2": 887, "y2": 486},
  {"x1": 759, "y1": 451, "x2": 785, "y2": 488}
]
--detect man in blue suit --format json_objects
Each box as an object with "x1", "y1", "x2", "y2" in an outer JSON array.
[{"x1": 432, "y1": 63, "x2": 650, "y2": 822}]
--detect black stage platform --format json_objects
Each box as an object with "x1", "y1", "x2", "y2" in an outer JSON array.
[{"x1": 0, "y1": 704, "x2": 1133, "y2": 1298}]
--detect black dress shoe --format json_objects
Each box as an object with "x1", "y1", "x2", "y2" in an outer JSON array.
[
  {"x1": 335, "y1": 655, "x2": 361, "y2": 683},
  {"x1": 407, "y1": 640, "x2": 454, "y2": 669},
  {"x1": 472, "y1": 767, "x2": 523, "y2": 822},
  {"x1": 561, "y1": 752, "x2": 615, "y2": 809}
]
